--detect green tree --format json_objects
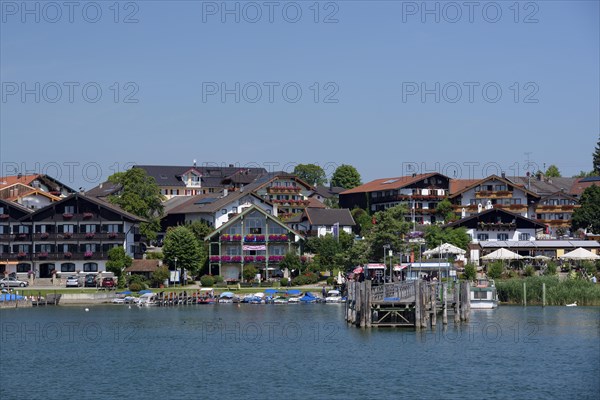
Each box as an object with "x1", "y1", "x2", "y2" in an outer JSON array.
[
  {"x1": 279, "y1": 253, "x2": 302, "y2": 274},
  {"x1": 351, "y1": 207, "x2": 372, "y2": 235},
  {"x1": 331, "y1": 164, "x2": 361, "y2": 189},
  {"x1": 243, "y1": 265, "x2": 258, "y2": 282},
  {"x1": 293, "y1": 164, "x2": 327, "y2": 186},
  {"x1": 594, "y1": 135, "x2": 600, "y2": 175},
  {"x1": 108, "y1": 168, "x2": 165, "y2": 241},
  {"x1": 324, "y1": 197, "x2": 339, "y2": 209},
  {"x1": 464, "y1": 263, "x2": 477, "y2": 281},
  {"x1": 186, "y1": 221, "x2": 213, "y2": 273},
  {"x1": 162, "y1": 226, "x2": 203, "y2": 278},
  {"x1": 545, "y1": 165, "x2": 561, "y2": 178},
  {"x1": 571, "y1": 185, "x2": 600, "y2": 234},
  {"x1": 150, "y1": 266, "x2": 169, "y2": 287},
  {"x1": 435, "y1": 198, "x2": 456, "y2": 223},
  {"x1": 367, "y1": 205, "x2": 410, "y2": 261},
  {"x1": 487, "y1": 261, "x2": 504, "y2": 280},
  {"x1": 424, "y1": 226, "x2": 470, "y2": 251},
  {"x1": 106, "y1": 247, "x2": 133, "y2": 289}
]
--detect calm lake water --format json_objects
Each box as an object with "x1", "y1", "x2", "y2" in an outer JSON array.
[{"x1": 1, "y1": 304, "x2": 599, "y2": 400}]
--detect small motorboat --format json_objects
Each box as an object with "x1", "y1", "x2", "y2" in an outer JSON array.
[
  {"x1": 325, "y1": 290, "x2": 344, "y2": 303},
  {"x1": 299, "y1": 292, "x2": 317, "y2": 303},
  {"x1": 566, "y1": 301, "x2": 577, "y2": 307}
]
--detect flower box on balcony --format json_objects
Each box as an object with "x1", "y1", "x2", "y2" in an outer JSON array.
[
  {"x1": 40, "y1": 232, "x2": 50, "y2": 239},
  {"x1": 85, "y1": 233, "x2": 95, "y2": 239},
  {"x1": 84, "y1": 251, "x2": 93, "y2": 258},
  {"x1": 108, "y1": 232, "x2": 118, "y2": 239},
  {"x1": 209, "y1": 256, "x2": 220, "y2": 262},
  {"x1": 244, "y1": 255, "x2": 255, "y2": 263},
  {"x1": 231, "y1": 256, "x2": 242, "y2": 263},
  {"x1": 63, "y1": 233, "x2": 73, "y2": 239},
  {"x1": 232, "y1": 234, "x2": 242, "y2": 241},
  {"x1": 0, "y1": 214, "x2": 9, "y2": 219},
  {"x1": 39, "y1": 252, "x2": 48, "y2": 259},
  {"x1": 62, "y1": 213, "x2": 74, "y2": 219},
  {"x1": 220, "y1": 234, "x2": 231, "y2": 242},
  {"x1": 17, "y1": 234, "x2": 27, "y2": 240},
  {"x1": 255, "y1": 256, "x2": 266, "y2": 262},
  {"x1": 83, "y1": 212, "x2": 94, "y2": 219},
  {"x1": 268, "y1": 255, "x2": 283, "y2": 262},
  {"x1": 221, "y1": 255, "x2": 232, "y2": 262},
  {"x1": 17, "y1": 251, "x2": 27, "y2": 258},
  {"x1": 64, "y1": 252, "x2": 72, "y2": 259}
]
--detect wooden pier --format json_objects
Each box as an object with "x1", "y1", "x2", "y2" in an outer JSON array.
[{"x1": 345, "y1": 280, "x2": 470, "y2": 329}]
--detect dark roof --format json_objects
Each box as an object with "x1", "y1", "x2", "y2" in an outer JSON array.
[
  {"x1": 134, "y1": 165, "x2": 268, "y2": 188},
  {"x1": 240, "y1": 171, "x2": 314, "y2": 193},
  {"x1": 312, "y1": 185, "x2": 345, "y2": 198},
  {"x1": 167, "y1": 191, "x2": 271, "y2": 215},
  {"x1": 445, "y1": 208, "x2": 546, "y2": 230},
  {"x1": 125, "y1": 259, "x2": 161, "y2": 273},
  {"x1": 19, "y1": 193, "x2": 144, "y2": 223},
  {"x1": 305, "y1": 208, "x2": 356, "y2": 226},
  {"x1": 508, "y1": 176, "x2": 577, "y2": 197},
  {"x1": 85, "y1": 181, "x2": 122, "y2": 198},
  {"x1": 0, "y1": 198, "x2": 34, "y2": 216}
]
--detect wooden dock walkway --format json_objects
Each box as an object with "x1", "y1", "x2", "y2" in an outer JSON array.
[{"x1": 345, "y1": 280, "x2": 470, "y2": 329}]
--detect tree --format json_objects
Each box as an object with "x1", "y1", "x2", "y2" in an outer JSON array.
[
  {"x1": 464, "y1": 263, "x2": 477, "y2": 281},
  {"x1": 279, "y1": 253, "x2": 302, "y2": 275},
  {"x1": 107, "y1": 168, "x2": 165, "y2": 241},
  {"x1": 351, "y1": 207, "x2": 372, "y2": 235},
  {"x1": 293, "y1": 164, "x2": 327, "y2": 186},
  {"x1": 162, "y1": 226, "x2": 203, "y2": 278},
  {"x1": 435, "y1": 198, "x2": 456, "y2": 223},
  {"x1": 594, "y1": 135, "x2": 600, "y2": 175},
  {"x1": 186, "y1": 220, "x2": 213, "y2": 273},
  {"x1": 150, "y1": 266, "x2": 169, "y2": 287},
  {"x1": 571, "y1": 185, "x2": 600, "y2": 234},
  {"x1": 366, "y1": 205, "x2": 411, "y2": 261},
  {"x1": 424, "y1": 226, "x2": 470, "y2": 251},
  {"x1": 545, "y1": 165, "x2": 561, "y2": 178},
  {"x1": 331, "y1": 164, "x2": 361, "y2": 189},
  {"x1": 106, "y1": 247, "x2": 132, "y2": 289},
  {"x1": 487, "y1": 261, "x2": 504, "y2": 279}
]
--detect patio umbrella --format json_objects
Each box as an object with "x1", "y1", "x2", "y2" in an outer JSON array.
[
  {"x1": 534, "y1": 255, "x2": 551, "y2": 261},
  {"x1": 423, "y1": 243, "x2": 466, "y2": 256},
  {"x1": 559, "y1": 248, "x2": 600, "y2": 260},
  {"x1": 481, "y1": 248, "x2": 523, "y2": 261},
  {"x1": 336, "y1": 271, "x2": 344, "y2": 284},
  {"x1": 353, "y1": 266, "x2": 363, "y2": 274}
]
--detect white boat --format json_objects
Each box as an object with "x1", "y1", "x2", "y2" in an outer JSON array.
[
  {"x1": 566, "y1": 301, "x2": 577, "y2": 307},
  {"x1": 325, "y1": 290, "x2": 344, "y2": 303},
  {"x1": 470, "y1": 279, "x2": 498, "y2": 309},
  {"x1": 136, "y1": 293, "x2": 158, "y2": 307}
]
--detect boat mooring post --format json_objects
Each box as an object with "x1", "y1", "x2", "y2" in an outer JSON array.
[
  {"x1": 523, "y1": 281, "x2": 527, "y2": 307},
  {"x1": 542, "y1": 282, "x2": 546, "y2": 307}
]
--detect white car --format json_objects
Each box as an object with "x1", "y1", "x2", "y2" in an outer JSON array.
[{"x1": 66, "y1": 276, "x2": 81, "y2": 287}]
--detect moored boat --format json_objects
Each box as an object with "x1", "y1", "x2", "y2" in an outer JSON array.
[{"x1": 470, "y1": 279, "x2": 498, "y2": 309}]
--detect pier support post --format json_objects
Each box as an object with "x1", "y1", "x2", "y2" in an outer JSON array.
[
  {"x1": 365, "y1": 280, "x2": 372, "y2": 328},
  {"x1": 414, "y1": 280, "x2": 421, "y2": 330},
  {"x1": 523, "y1": 281, "x2": 527, "y2": 307},
  {"x1": 442, "y1": 282, "x2": 448, "y2": 325},
  {"x1": 542, "y1": 282, "x2": 546, "y2": 307},
  {"x1": 431, "y1": 284, "x2": 437, "y2": 327},
  {"x1": 454, "y1": 282, "x2": 460, "y2": 324}
]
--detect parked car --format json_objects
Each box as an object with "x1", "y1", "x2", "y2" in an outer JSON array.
[
  {"x1": 66, "y1": 275, "x2": 81, "y2": 288},
  {"x1": 101, "y1": 277, "x2": 115, "y2": 289},
  {"x1": 84, "y1": 274, "x2": 97, "y2": 287},
  {"x1": 0, "y1": 277, "x2": 29, "y2": 288}
]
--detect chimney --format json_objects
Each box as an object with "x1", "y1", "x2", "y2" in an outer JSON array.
[
  {"x1": 501, "y1": 171, "x2": 506, "y2": 179},
  {"x1": 223, "y1": 188, "x2": 228, "y2": 197},
  {"x1": 412, "y1": 173, "x2": 416, "y2": 178},
  {"x1": 229, "y1": 164, "x2": 234, "y2": 168}
]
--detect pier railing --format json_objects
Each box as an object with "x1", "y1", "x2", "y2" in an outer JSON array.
[{"x1": 371, "y1": 281, "x2": 416, "y2": 302}]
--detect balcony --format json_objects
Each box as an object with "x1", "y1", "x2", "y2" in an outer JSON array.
[
  {"x1": 477, "y1": 222, "x2": 516, "y2": 230},
  {"x1": 535, "y1": 219, "x2": 570, "y2": 227},
  {"x1": 267, "y1": 186, "x2": 302, "y2": 194},
  {"x1": 535, "y1": 204, "x2": 578, "y2": 213},
  {"x1": 371, "y1": 193, "x2": 445, "y2": 204},
  {"x1": 475, "y1": 190, "x2": 513, "y2": 199}
]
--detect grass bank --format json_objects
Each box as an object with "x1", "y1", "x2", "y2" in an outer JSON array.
[{"x1": 496, "y1": 276, "x2": 600, "y2": 306}]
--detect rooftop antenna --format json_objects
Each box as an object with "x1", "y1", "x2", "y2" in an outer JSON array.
[{"x1": 524, "y1": 152, "x2": 532, "y2": 189}]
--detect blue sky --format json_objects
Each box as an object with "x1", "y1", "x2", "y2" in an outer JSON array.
[{"x1": 1, "y1": 0, "x2": 598, "y2": 190}]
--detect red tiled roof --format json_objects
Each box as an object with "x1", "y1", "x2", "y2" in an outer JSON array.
[
  {"x1": 340, "y1": 173, "x2": 440, "y2": 194},
  {"x1": 305, "y1": 197, "x2": 326, "y2": 208},
  {"x1": 0, "y1": 175, "x2": 40, "y2": 189},
  {"x1": 125, "y1": 259, "x2": 161, "y2": 273},
  {"x1": 570, "y1": 179, "x2": 599, "y2": 197},
  {"x1": 449, "y1": 179, "x2": 480, "y2": 195}
]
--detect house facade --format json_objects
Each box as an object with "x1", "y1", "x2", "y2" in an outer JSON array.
[
  {"x1": 288, "y1": 208, "x2": 355, "y2": 237},
  {"x1": 0, "y1": 194, "x2": 144, "y2": 278},
  {"x1": 339, "y1": 173, "x2": 450, "y2": 224},
  {"x1": 247, "y1": 172, "x2": 314, "y2": 220},
  {"x1": 205, "y1": 205, "x2": 304, "y2": 282},
  {"x1": 449, "y1": 175, "x2": 540, "y2": 219}
]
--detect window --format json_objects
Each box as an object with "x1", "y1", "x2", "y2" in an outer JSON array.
[
  {"x1": 495, "y1": 185, "x2": 507, "y2": 191},
  {"x1": 103, "y1": 224, "x2": 120, "y2": 233},
  {"x1": 498, "y1": 234, "x2": 509, "y2": 241},
  {"x1": 17, "y1": 225, "x2": 30, "y2": 234},
  {"x1": 37, "y1": 244, "x2": 53, "y2": 252},
  {"x1": 61, "y1": 263, "x2": 76, "y2": 272},
  {"x1": 60, "y1": 224, "x2": 75, "y2": 233},
  {"x1": 83, "y1": 244, "x2": 97, "y2": 252},
  {"x1": 83, "y1": 262, "x2": 98, "y2": 272},
  {"x1": 83, "y1": 224, "x2": 97, "y2": 233},
  {"x1": 17, "y1": 263, "x2": 30, "y2": 273},
  {"x1": 477, "y1": 234, "x2": 489, "y2": 241},
  {"x1": 519, "y1": 233, "x2": 530, "y2": 241},
  {"x1": 0, "y1": 207, "x2": 3, "y2": 214},
  {"x1": 64, "y1": 206, "x2": 75, "y2": 214}
]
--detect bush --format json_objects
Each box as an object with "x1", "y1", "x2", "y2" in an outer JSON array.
[
  {"x1": 326, "y1": 277, "x2": 335, "y2": 285},
  {"x1": 280, "y1": 277, "x2": 289, "y2": 286},
  {"x1": 524, "y1": 265, "x2": 536, "y2": 277},
  {"x1": 145, "y1": 251, "x2": 163, "y2": 260},
  {"x1": 487, "y1": 261, "x2": 504, "y2": 279},
  {"x1": 127, "y1": 274, "x2": 148, "y2": 290},
  {"x1": 464, "y1": 263, "x2": 477, "y2": 281},
  {"x1": 200, "y1": 275, "x2": 215, "y2": 287},
  {"x1": 151, "y1": 266, "x2": 169, "y2": 287},
  {"x1": 243, "y1": 266, "x2": 257, "y2": 282},
  {"x1": 292, "y1": 272, "x2": 319, "y2": 286},
  {"x1": 129, "y1": 282, "x2": 143, "y2": 292},
  {"x1": 544, "y1": 261, "x2": 557, "y2": 276},
  {"x1": 213, "y1": 275, "x2": 224, "y2": 283}
]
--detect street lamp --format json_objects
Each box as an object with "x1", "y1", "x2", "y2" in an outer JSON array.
[
  {"x1": 383, "y1": 244, "x2": 390, "y2": 283},
  {"x1": 174, "y1": 256, "x2": 178, "y2": 287}
]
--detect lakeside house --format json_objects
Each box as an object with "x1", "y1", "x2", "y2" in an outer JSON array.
[
  {"x1": 287, "y1": 207, "x2": 356, "y2": 237},
  {"x1": 204, "y1": 205, "x2": 304, "y2": 282},
  {"x1": 0, "y1": 194, "x2": 144, "y2": 278}
]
